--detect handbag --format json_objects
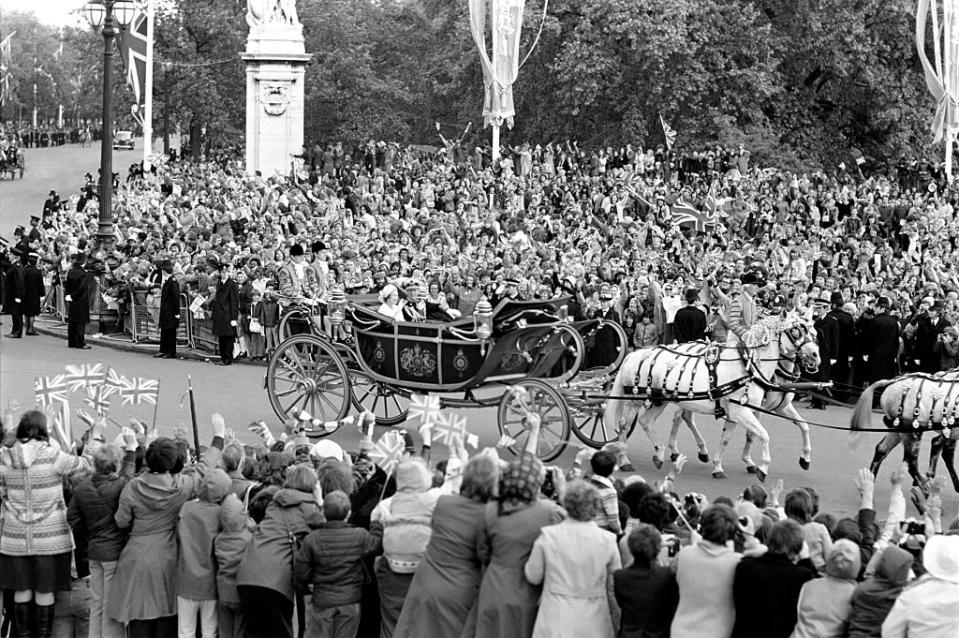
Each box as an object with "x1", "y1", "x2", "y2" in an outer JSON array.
[{"x1": 249, "y1": 304, "x2": 264, "y2": 334}]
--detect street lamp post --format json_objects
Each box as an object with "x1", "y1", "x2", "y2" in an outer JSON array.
[{"x1": 83, "y1": 0, "x2": 136, "y2": 252}]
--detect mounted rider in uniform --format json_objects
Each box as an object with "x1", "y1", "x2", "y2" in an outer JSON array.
[{"x1": 726, "y1": 270, "x2": 763, "y2": 346}]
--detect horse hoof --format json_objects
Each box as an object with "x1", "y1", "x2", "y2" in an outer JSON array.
[
  {"x1": 698, "y1": 452, "x2": 710, "y2": 464},
  {"x1": 745, "y1": 465, "x2": 757, "y2": 474},
  {"x1": 799, "y1": 457, "x2": 810, "y2": 471},
  {"x1": 621, "y1": 463, "x2": 635, "y2": 473},
  {"x1": 712, "y1": 471, "x2": 727, "y2": 479},
  {"x1": 652, "y1": 456, "x2": 663, "y2": 470},
  {"x1": 669, "y1": 452, "x2": 680, "y2": 462},
  {"x1": 756, "y1": 469, "x2": 768, "y2": 483}
]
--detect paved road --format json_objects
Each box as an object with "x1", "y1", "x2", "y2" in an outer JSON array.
[
  {"x1": 0, "y1": 141, "x2": 951, "y2": 520},
  {"x1": 0, "y1": 330, "x2": 949, "y2": 518},
  {"x1": 0, "y1": 144, "x2": 140, "y2": 239}
]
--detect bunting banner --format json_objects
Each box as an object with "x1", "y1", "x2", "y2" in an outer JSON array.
[
  {"x1": 116, "y1": 9, "x2": 148, "y2": 106},
  {"x1": 468, "y1": 0, "x2": 526, "y2": 128}
]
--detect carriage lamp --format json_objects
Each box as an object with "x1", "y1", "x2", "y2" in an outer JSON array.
[
  {"x1": 330, "y1": 287, "x2": 347, "y2": 327},
  {"x1": 474, "y1": 296, "x2": 493, "y2": 352}
]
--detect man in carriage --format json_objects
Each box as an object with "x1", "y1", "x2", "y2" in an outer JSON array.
[{"x1": 276, "y1": 243, "x2": 323, "y2": 332}]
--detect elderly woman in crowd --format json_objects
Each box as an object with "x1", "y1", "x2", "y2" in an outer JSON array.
[
  {"x1": 371, "y1": 457, "x2": 438, "y2": 638},
  {"x1": 237, "y1": 464, "x2": 323, "y2": 638},
  {"x1": 394, "y1": 454, "x2": 499, "y2": 638},
  {"x1": 0, "y1": 411, "x2": 94, "y2": 638},
  {"x1": 470, "y1": 419, "x2": 564, "y2": 638},
  {"x1": 670, "y1": 504, "x2": 741, "y2": 638},
  {"x1": 524, "y1": 480, "x2": 622, "y2": 638},
  {"x1": 109, "y1": 435, "x2": 215, "y2": 638}
]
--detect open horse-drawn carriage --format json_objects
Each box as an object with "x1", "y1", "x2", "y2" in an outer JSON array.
[
  {"x1": 0, "y1": 147, "x2": 24, "y2": 179},
  {"x1": 264, "y1": 293, "x2": 629, "y2": 461},
  {"x1": 264, "y1": 290, "x2": 826, "y2": 473}
]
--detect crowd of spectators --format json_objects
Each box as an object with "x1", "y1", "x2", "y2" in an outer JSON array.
[
  {"x1": 4, "y1": 137, "x2": 959, "y2": 389},
  {"x1": 0, "y1": 404, "x2": 955, "y2": 638}
]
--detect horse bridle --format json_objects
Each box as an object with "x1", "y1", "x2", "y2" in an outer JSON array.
[{"x1": 780, "y1": 321, "x2": 819, "y2": 373}]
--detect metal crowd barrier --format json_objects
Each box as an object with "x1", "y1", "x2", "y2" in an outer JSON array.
[
  {"x1": 187, "y1": 300, "x2": 218, "y2": 353},
  {"x1": 41, "y1": 283, "x2": 66, "y2": 322},
  {"x1": 126, "y1": 290, "x2": 191, "y2": 345}
]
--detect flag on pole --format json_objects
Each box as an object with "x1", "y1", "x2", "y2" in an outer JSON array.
[
  {"x1": 45, "y1": 401, "x2": 73, "y2": 452},
  {"x1": 83, "y1": 385, "x2": 111, "y2": 417},
  {"x1": 115, "y1": 9, "x2": 149, "y2": 105},
  {"x1": 35, "y1": 375, "x2": 68, "y2": 409},
  {"x1": 408, "y1": 393, "x2": 442, "y2": 427},
  {"x1": 64, "y1": 363, "x2": 106, "y2": 392},
  {"x1": 660, "y1": 115, "x2": 677, "y2": 151},
  {"x1": 433, "y1": 413, "x2": 479, "y2": 449},
  {"x1": 0, "y1": 32, "x2": 14, "y2": 103},
  {"x1": 120, "y1": 377, "x2": 159, "y2": 406},
  {"x1": 102, "y1": 369, "x2": 128, "y2": 398},
  {"x1": 368, "y1": 431, "x2": 405, "y2": 475}
]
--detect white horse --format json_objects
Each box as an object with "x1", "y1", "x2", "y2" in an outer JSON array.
[
  {"x1": 667, "y1": 333, "x2": 821, "y2": 475},
  {"x1": 605, "y1": 313, "x2": 821, "y2": 481}
]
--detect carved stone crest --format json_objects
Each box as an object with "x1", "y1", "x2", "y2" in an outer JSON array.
[{"x1": 261, "y1": 83, "x2": 289, "y2": 116}]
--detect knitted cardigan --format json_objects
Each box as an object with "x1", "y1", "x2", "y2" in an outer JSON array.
[{"x1": 0, "y1": 440, "x2": 91, "y2": 556}]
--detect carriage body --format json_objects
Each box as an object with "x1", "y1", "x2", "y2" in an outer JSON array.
[{"x1": 264, "y1": 292, "x2": 629, "y2": 461}]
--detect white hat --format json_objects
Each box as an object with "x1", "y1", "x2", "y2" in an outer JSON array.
[
  {"x1": 924, "y1": 535, "x2": 959, "y2": 583},
  {"x1": 309, "y1": 439, "x2": 345, "y2": 462}
]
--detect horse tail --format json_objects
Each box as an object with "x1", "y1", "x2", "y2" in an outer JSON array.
[{"x1": 849, "y1": 379, "x2": 895, "y2": 444}]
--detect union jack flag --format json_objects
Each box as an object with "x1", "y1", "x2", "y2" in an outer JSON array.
[
  {"x1": 64, "y1": 363, "x2": 106, "y2": 393},
  {"x1": 433, "y1": 413, "x2": 478, "y2": 448},
  {"x1": 120, "y1": 377, "x2": 159, "y2": 406},
  {"x1": 660, "y1": 114, "x2": 677, "y2": 151},
  {"x1": 101, "y1": 369, "x2": 129, "y2": 398},
  {"x1": 368, "y1": 431, "x2": 405, "y2": 475},
  {"x1": 496, "y1": 433, "x2": 517, "y2": 448},
  {"x1": 83, "y1": 385, "x2": 111, "y2": 416},
  {"x1": 34, "y1": 375, "x2": 68, "y2": 409},
  {"x1": 115, "y1": 9, "x2": 148, "y2": 106},
  {"x1": 408, "y1": 393, "x2": 442, "y2": 427}
]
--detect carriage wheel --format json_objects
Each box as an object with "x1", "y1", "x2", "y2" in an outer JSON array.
[
  {"x1": 568, "y1": 395, "x2": 636, "y2": 448},
  {"x1": 497, "y1": 379, "x2": 570, "y2": 462},
  {"x1": 349, "y1": 371, "x2": 410, "y2": 426},
  {"x1": 266, "y1": 334, "x2": 350, "y2": 437}
]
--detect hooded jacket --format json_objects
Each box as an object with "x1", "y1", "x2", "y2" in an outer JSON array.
[
  {"x1": 846, "y1": 545, "x2": 913, "y2": 638},
  {"x1": 236, "y1": 488, "x2": 323, "y2": 601},
  {"x1": 67, "y1": 450, "x2": 136, "y2": 561},
  {"x1": 0, "y1": 440, "x2": 92, "y2": 556},
  {"x1": 213, "y1": 495, "x2": 252, "y2": 605}
]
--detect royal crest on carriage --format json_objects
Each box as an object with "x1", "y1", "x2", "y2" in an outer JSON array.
[
  {"x1": 400, "y1": 345, "x2": 437, "y2": 377},
  {"x1": 453, "y1": 348, "x2": 469, "y2": 374},
  {"x1": 373, "y1": 341, "x2": 386, "y2": 364}
]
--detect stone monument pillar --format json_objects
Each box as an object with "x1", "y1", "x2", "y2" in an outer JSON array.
[{"x1": 241, "y1": 0, "x2": 311, "y2": 176}]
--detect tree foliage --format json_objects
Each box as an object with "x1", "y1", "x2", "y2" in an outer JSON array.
[{"x1": 5, "y1": 0, "x2": 943, "y2": 168}]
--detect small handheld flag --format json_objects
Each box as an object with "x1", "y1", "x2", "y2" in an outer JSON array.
[{"x1": 660, "y1": 115, "x2": 677, "y2": 151}]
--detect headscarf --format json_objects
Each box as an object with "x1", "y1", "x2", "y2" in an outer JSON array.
[{"x1": 498, "y1": 453, "x2": 544, "y2": 515}]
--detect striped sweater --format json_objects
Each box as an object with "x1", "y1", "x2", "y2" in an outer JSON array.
[
  {"x1": 0, "y1": 440, "x2": 92, "y2": 556},
  {"x1": 726, "y1": 293, "x2": 758, "y2": 342}
]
